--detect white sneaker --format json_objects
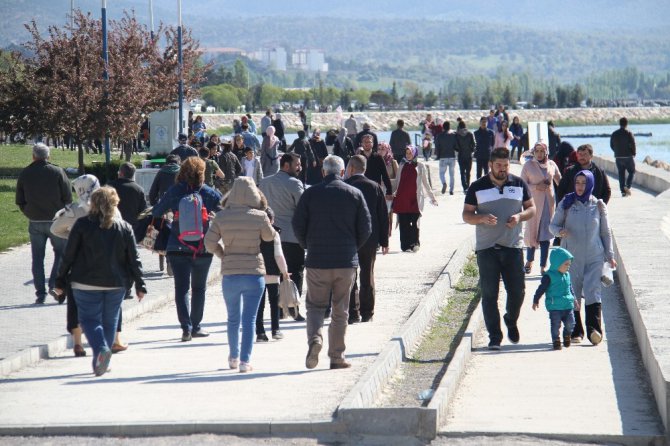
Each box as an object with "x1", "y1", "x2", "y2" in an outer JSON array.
[
  {"x1": 589, "y1": 330, "x2": 603, "y2": 345},
  {"x1": 239, "y1": 361, "x2": 253, "y2": 373},
  {"x1": 228, "y1": 356, "x2": 239, "y2": 369}
]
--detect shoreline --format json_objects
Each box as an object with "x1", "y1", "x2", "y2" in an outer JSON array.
[{"x1": 202, "y1": 106, "x2": 670, "y2": 133}]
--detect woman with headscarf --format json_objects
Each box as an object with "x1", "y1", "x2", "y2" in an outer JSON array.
[
  {"x1": 520, "y1": 142, "x2": 562, "y2": 274},
  {"x1": 392, "y1": 145, "x2": 438, "y2": 252},
  {"x1": 306, "y1": 129, "x2": 328, "y2": 185},
  {"x1": 204, "y1": 177, "x2": 276, "y2": 372},
  {"x1": 271, "y1": 113, "x2": 286, "y2": 151},
  {"x1": 377, "y1": 142, "x2": 398, "y2": 236},
  {"x1": 54, "y1": 187, "x2": 146, "y2": 376},
  {"x1": 334, "y1": 127, "x2": 355, "y2": 166},
  {"x1": 550, "y1": 170, "x2": 617, "y2": 345},
  {"x1": 259, "y1": 125, "x2": 281, "y2": 177}
]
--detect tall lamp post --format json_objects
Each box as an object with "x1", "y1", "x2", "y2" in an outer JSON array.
[
  {"x1": 102, "y1": 0, "x2": 110, "y2": 164},
  {"x1": 149, "y1": 0, "x2": 154, "y2": 41},
  {"x1": 177, "y1": 0, "x2": 184, "y2": 135}
]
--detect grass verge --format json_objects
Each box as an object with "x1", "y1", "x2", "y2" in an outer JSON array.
[
  {"x1": 0, "y1": 179, "x2": 29, "y2": 252},
  {"x1": 377, "y1": 254, "x2": 481, "y2": 408}
]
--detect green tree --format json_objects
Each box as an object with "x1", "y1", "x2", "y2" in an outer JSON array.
[
  {"x1": 351, "y1": 88, "x2": 371, "y2": 106},
  {"x1": 391, "y1": 81, "x2": 399, "y2": 105},
  {"x1": 424, "y1": 90, "x2": 438, "y2": 107},
  {"x1": 502, "y1": 85, "x2": 515, "y2": 107},
  {"x1": 462, "y1": 88, "x2": 474, "y2": 109},
  {"x1": 531, "y1": 90, "x2": 545, "y2": 107},
  {"x1": 555, "y1": 86, "x2": 569, "y2": 108},
  {"x1": 370, "y1": 90, "x2": 393, "y2": 107},
  {"x1": 259, "y1": 84, "x2": 283, "y2": 109},
  {"x1": 233, "y1": 59, "x2": 249, "y2": 89},
  {"x1": 570, "y1": 83, "x2": 585, "y2": 107}
]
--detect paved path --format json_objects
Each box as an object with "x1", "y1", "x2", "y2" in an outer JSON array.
[
  {"x1": 441, "y1": 171, "x2": 665, "y2": 442},
  {"x1": 0, "y1": 163, "x2": 474, "y2": 429},
  {"x1": 0, "y1": 162, "x2": 665, "y2": 444}
]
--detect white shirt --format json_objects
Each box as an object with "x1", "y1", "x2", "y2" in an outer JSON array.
[{"x1": 243, "y1": 158, "x2": 256, "y2": 178}]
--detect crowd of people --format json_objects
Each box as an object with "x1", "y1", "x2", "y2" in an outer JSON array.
[{"x1": 14, "y1": 110, "x2": 637, "y2": 377}]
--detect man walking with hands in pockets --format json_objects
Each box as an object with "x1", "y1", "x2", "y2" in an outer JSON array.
[{"x1": 462, "y1": 147, "x2": 535, "y2": 350}]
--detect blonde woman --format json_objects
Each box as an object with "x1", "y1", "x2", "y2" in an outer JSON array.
[{"x1": 55, "y1": 187, "x2": 146, "y2": 377}]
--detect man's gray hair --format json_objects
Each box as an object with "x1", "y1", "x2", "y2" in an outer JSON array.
[
  {"x1": 32, "y1": 143, "x2": 50, "y2": 160},
  {"x1": 118, "y1": 162, "x2": 136, "y2": 180},
  {"x1": 322, "y1": 155, "x2": 345, "y2": 176}
]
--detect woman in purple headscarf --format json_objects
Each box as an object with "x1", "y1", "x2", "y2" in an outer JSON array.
[
  {"x1": 392, "y1": 145, "x2": 438, "y2": 252},
  {"x1": 550, "y1": 170, "x2": 617, "y2": 345}
]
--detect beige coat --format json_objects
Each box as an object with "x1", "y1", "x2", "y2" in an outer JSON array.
[
  {"x1": 393, "y1": 160, "x2": 436, "y2": 213},
  {"x1": 521, "y1": 158, "x2": 561, "y2": 248},
  {"x1": 204, "y1": 177, "x2": 275, "y2": 276}
]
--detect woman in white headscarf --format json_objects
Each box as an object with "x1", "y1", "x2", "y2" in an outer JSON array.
[
  {"x1": 259, "y1": 125, "x2": 281, "y2": 176},
  {"x1": 51, "y1": 175, "x2": 128, "y2": 356}
]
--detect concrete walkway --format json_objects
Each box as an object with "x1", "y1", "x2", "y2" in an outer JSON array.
[
  {"x1": 0, "y1": 163, "x2": 474, "y2": 434},
  {"x1": 0, "y1": 160, "x2": 667, "y2": 444},
  {"x1": 440, "y1": 167, "x2": 667, "y2": 444}
]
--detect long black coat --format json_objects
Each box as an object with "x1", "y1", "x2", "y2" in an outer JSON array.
[{"x1": 345, "y1": 174, "x2": 389, "y2": 250}]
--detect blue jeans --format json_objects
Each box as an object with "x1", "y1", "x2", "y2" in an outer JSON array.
[
  {"x1": 549, "y1": 309, "x2": 575, "y2": 340},
  {"x1": 168, "y1": 254, "x2": 213, "y2": 333},
  {"x1": 438, "y1": 158, "x2": 456, "y2": 192},
  {"x1": 29, "y1": 221, "x2": 66, "y2": 297},
  {"x1": 477, "y1": 246, "x2": 526, "y2": 344},
  {"x1": 73, "y1": 288, "x2": 124, "y2": 370},
  {"x1": 526, "y1": 241, "x2": 550, "y2": 268},
  {"x1": 615, "y1": 156, "x2": 635, "y2": 193},
  {"x1": 222, "y1": 275, "x2": 265, "y2": 363}
]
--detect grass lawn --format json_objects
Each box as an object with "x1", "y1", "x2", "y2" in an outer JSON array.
[
  {"x1": 0, "y1": 144, "x2": 147, "y2": 172},
  {"x1": 0, "y1": 144, "x2": 147, "y2": 252},
  {"x1": 0, "y1": 179, "x2": 29, "y2": 252}
]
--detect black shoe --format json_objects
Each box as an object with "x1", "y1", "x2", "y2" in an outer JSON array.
[
  {"x1": 487, "y1": 341, "x2": 501, "y2": 351},
  {"x1": 449, "y1": 191, "x2": 454, "y2": 195},
  {"x1": 507, "y1": 324, "x2": 520, "y2": 344},
  {"x1": 348, "y1": 315, "x2": 361, "y2": 325},
  {"x1": 563, "y1": 335, "x2": 571, "y2": 348},
  {"x1": 553, "y1": 339, "x2": 562, "y2": 350},
  {"x1": 181, "y1": 330, "x2": 192, "y2": 342},
  {"x1": 35, "y1": 295, "x2": 46, "y2": 304},
  {"x1": 256, "y1": 333, "x2": 269, "y2": 342},
  {"x1": 361, "y1": 315, "x2": 373, "y2": 323},
  {"x1": 441, "y1": 183, "x2": 447, "y2": 194},
  {"x1": 294, "y1": 313, "x2": 306, "y2": 322},
  {"x1": 192, "y1": 329, "x2": 210, "y2": 338}
]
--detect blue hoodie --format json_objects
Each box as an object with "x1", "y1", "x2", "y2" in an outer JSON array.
[{"x1": 533, "y1": 247, "x2": 575, "y2": 311}]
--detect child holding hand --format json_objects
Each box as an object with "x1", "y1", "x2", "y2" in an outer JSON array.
[{"x1": 532, "y1": 247, "x2": 577, "y2": 350}]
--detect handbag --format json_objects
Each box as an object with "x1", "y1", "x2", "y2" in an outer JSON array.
[
  {"x1": 278, "y1": 279, "x2": 300, "y2": 316},
  {"x1": 601, "y1": 262, "x2": 615, "y2": 287},
  {"x1": 141, "y1": 217, "x2": 171, "y2": 253}
]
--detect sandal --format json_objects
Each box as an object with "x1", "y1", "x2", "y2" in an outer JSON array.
[
  {"x1": 111, "y1": 343, "x2": 128, "y2": 354},
  {"x1": 73, "y1": 344, "x2": 87, "y2": 357},
  {"x1": 524, "y1": 262, "x2": 532, "y2": 274}
]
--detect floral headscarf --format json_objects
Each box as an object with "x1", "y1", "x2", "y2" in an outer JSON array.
[{"x1": 378, "y1": 142, "x2": 394, "y2": 167}]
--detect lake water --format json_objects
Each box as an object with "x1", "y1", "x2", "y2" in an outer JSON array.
[{"x1": 283, "y1": 123, "x2": 670, "y2": 163}]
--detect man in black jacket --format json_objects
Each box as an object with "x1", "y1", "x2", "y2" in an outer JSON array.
[
  {"x1": 15, "y1": 143, "x2": 72, "y2": 303},
  {"x1": 110, "y1": 162, "x2": 148, "y2": 299},
  {"x1": 345, "y1": 155, "x2": 389, "y2": 324},
  {"x1": 556, "y1": 144, "x2": 611, "y2": 204},
  {"x1": 473, "y1": 117, "x2": 495, "y2": 179},
  {"x1": 610, "y1": 117, "x2": 636, "y2": 197},
  {"x1": 389, "y1": 119, "x2": 411, "y2": 163},
  {"x1": 149, "y1": 155, "x2": 181, "y2": 205},
  {"x1": 293, "y1": 155, "x2": 371, "y2": 370}
]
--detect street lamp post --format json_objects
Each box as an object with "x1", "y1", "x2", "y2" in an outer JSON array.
[
  {"x1": 177, "y1": 0, "x2": 184, "y2": 135},
  {"x1": 149, "y1": 0, "x2": 154, "y2": 41},
  {"x1": 102, "y1": 0, "x2": 110, "y2": 164}
]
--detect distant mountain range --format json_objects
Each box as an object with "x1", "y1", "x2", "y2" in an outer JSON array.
[{"x1": 3, "y1": 0, "x2": 669, "y2": 83}]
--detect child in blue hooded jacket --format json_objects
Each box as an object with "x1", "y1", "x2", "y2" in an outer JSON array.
[{"x1": 532, "y1": 247, "x2": 576, "y2": 350}]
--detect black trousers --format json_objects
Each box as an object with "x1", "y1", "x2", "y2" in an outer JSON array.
[
  {"x1": 397, "y1": 213, "x2": 420, "y2": 251},
  {"x1": 476, "y1": 158, "x2": 489, "y2": 179},
  {"x1": 282, "y1": 242, "x2": 305, "y2": 296},
  {"x1": 572, "y1": 303, "x2": 602, "y2": 339},
  {"x1": 256, "y1": 283, "x2": 280, "y2": 334},
  {"x1": 348, "y1": 244, "x2": 378, "y2": 319},
  {"x1": 458, "y1": 158, "x2": 472, "y2": 191}
]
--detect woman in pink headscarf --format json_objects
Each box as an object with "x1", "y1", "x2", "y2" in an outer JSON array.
[
  {"x1": 392, "y1": 145, "x2": 437, "y2": 252},
  {"x1": 259, "y1": 125, "x2": 281, "y2": 176},
  {"x1": 520, "y1": 141, "x2": 562, "y2": 274}
]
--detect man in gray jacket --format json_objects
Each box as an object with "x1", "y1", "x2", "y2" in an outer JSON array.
[
  {"x1": 259, "y1": 153, "x2": 306, "y2": 321},
  {"x1": 16, "y1": 143, "x2": 72, "y2": 304}
]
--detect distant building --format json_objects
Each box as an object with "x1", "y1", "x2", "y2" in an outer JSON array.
[
  {"x1": 292, "y1": 49, "x2": 328, "y2": 72},
  {"x1": 251, "y1": 47, "x2": 287, "y2": 71}
]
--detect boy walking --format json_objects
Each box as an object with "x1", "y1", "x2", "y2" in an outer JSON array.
[{"x1": 532, "y1": 248, "x2": 576, "y2": 350}]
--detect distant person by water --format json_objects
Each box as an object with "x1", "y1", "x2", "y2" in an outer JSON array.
[{"x1": 610, "y1": 117, "x2": 636, "y2": 197}]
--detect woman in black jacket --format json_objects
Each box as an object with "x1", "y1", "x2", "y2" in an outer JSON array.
[{"x1": 55, "y1": 187, "x2": 146, "y2": 377}]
